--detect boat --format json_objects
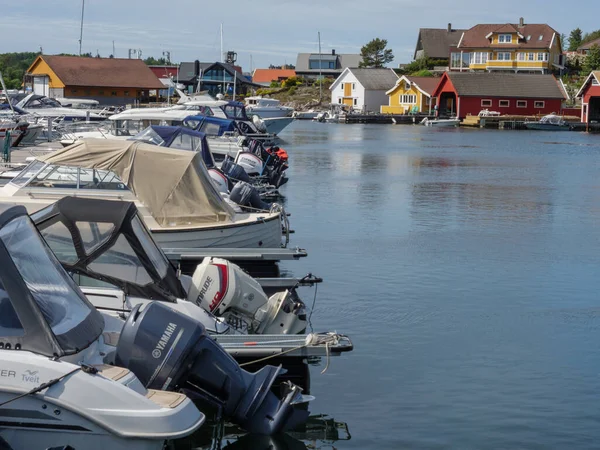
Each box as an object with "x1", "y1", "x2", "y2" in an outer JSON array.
[
  {"x1": 0, "y1": 203, "x2": 205, "y2": 449},
  {"x1": 0, "y1": 202, "x2": 314, "y2": 440},
  {"x1": 245, "y1": 96, "x2": 294, "y2": 119},
  {"x1": 420, "y1": 117, "x2": 460, "y2": 127},
  {"x1": 292, "y1": 110, "x2": 320, "y2": 120},
  {"x1": 315, "y1": 104, "x2": 349, "y2": 123},
  {"x1": 0, "y1": 139, "x2": 289, "y2": 249},
  {"x1": 524, "y1": 114, "x2": 571, "y2": 131},
  {"x1": 9, "y1": 93, "x2": 105, "y2": 122},
  {"x1": 31, "y1": 196, "x2": 352, "y2": 382}
]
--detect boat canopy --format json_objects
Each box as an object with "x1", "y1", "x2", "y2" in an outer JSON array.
[
  {"x1": 0, "y1": 204, "x2": 104, "y2": 357},
  {"x1": 32, "y1": 196, "x2": 186, "y2": 302},
  {"x1": 539, "y1": 114, "x2": 566, "y2": 125},
  {"x1": 38, "y1": 139, "x2": 235, "y2": 227},
  {"x1": 183, "y1": 115, "x2": 238, "y2": 136},
  {"x1": 132, "y1": 125, "x2": 215, "y2": 168}
]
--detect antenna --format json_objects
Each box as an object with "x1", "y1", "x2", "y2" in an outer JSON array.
[
  {"x1": 78, "y1": 0, "x2": 85, "y2": 56},
  {"x1": 112, "y1": 40, "x2": 115, "y2": 57},
  {"x1": 162, "y1": 51, "x2": 171, "y2": 64}
]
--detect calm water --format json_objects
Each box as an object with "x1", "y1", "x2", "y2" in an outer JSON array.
[{"x1": 190, "y1": 121, "x2": 600, "y2": 449}]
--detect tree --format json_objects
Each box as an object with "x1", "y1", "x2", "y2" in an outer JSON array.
[
  {"x1": 359, "y1": 38, "x2": 394, "y2": 68},
  {"x1": 568, "y1": 28, "x2": 583, "y2": 51},
  {"x1": 582, "y1": 30, "x2": 600, "y2": 45},
  {"x1": 583, "y1": 44, "x2": 600, "y2": 73}
]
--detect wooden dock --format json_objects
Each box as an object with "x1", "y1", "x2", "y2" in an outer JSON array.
[
  {"x1": 460, "y1": 114, "x2": 583, "y2": 131},
  {"x1": 344, "y1": 114, "x2": 433, "y2": 124}
]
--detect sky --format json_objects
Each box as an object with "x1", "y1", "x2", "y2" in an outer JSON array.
[{"x1": 0, "y1": 0, "x2": 596, "y2": 71}]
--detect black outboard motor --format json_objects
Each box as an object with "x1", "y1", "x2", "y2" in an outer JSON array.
[
  {"x1": 221, "y1": 158, "x2": 251, "y2": 187},
  {"x1": 229, "y1": 181, "x2": 272, "y2": 210},
  {"x1": 115, "y1": 302, "x2": 310, "y2": 435}
]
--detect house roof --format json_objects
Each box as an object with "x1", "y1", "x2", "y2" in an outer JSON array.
[
  {"x1": 331, "y1": 68, "x2": 398, "y2": 91},
  {"x1": 386, "y1": 75, "x2": 439, "y2": 96},
  {"x1": 178, "y1": 62, "x2": 213, "y2": 82},
  {"x1": 578, "y1": 37, "x2": 600, "y2": 51},
  {"x1": 458, "y1": 23, "x2": 558, "y2": 49},
  {"x1": 252, "y1": 69, "x2": 296, "y2": 83},
  {"x1": 414, "y1": 28, "x2": 466, "y2": 60},
  {"x1": 437, "y1": 72, "x2": 567, "y2": 99},
  {"x1": 295, "y1": 53, "x2": 361, "y2": 72},
  {"x1": 575, "y1": 71, "x2": 600, "y2": 98},
  {"x1": 33, "y1": 55, "x2": 164, "y2": 89}
]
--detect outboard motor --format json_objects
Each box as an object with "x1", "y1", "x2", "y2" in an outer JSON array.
[
  {"x1": 236, "y1": 151, "x2": 265, "y2": 176},
  {"x1": 187, "y1": 257, "x2": 307, "y2": 335},
  {"x1": 115, "y1": 302, "x2": 310, "y2": 435},
  {"x1": 221, "y1": 158, "x2": 251, "y2": 185},
  {"x1": 208, "y1": 168, "x2": 230, "y2": 194},
  {"x1": 229, "y1": 181, "x2": 272, "y2": 210}
]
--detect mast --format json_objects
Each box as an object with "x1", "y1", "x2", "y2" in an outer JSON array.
[
  {"x1": 318, "y1": 31, "x2": 322, "y2": 103},
  {"x1": 220, "y1": 23, "x2": 224, "y2": 63},
  {"x1": 78, "y1": 0, "x2": 85, "y2": 56}
]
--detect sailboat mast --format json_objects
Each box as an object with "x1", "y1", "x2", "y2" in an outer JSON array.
[
  {"x1": 78, "y1": 0, "x2": 85, "y2": 56},
  {"x1": 318, "y1": 31, "x2": 322, "y2": 103}
]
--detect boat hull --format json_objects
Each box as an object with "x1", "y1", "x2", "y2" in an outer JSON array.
[
  {"x1": 524, "y1": 123, "x2": 571, "y2": 131},
  {"x1": 262, "y1": 117, "x2": 295, "y2": 135},
  {"x1": 423, "y1": 119, "x2": 460, "y2": 127}
]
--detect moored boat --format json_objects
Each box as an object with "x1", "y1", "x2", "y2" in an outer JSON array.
[
  {"x1": 421, "y1": 117, "x2": 460, "y2": 127},
  {"x1": 524, "y1": 114, "x2": 571, "y2": 131}
]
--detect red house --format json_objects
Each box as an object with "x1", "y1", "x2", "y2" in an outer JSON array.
[
  {"x1": 432, "y1": 72, "x2": 568, "y2": 118},
  {"x1": 576, "y1": 71, "x2": 600, "y2": 124}
]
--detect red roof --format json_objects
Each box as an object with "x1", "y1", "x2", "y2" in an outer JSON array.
[
  {"x1": 34, "y1": 55, "x2": 165, "y2": 89},
  {"x1": 252, "y1": 69, "x2": 296, "y2": 83},
  {"x1": 405, "y1": 76, "x2": 440, "y2": 96},
  {"x1": 459, "y1": 23, "x2": 558, "y2": 49},
  {"x1": 148, "y1": 66, "x2": 179, "y2": 79}
]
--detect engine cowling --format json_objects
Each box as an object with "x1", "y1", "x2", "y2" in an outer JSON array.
[{"x1": 235, "y1": 152, "x2": 264, "y2": 176}]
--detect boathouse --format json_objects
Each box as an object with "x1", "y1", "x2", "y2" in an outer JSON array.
[
  {"x1": 576, "y1": 71, "x2": 600, "y2": 125},
  {"x1": 431, "y1": 72, "x2": 568, "y2": 118},
  {"x1": 381, "y1": 75, "x2": 439, "y2": 114},
  {"x1": 24, "y1": 55, "x2": 165, "y2": 105},
  {"x1": 330, "y1": 68, "x2": 398, "y2": 113}
]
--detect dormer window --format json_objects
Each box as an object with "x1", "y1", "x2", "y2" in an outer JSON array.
[
  {"x1": 498, "y1": 34, "x2": 512, "y2": 43},
  {"x1": 405, "y1": 82, "x2": 411, "y2": 90},
  {"x1": 538, "y1": 35, "x2": 543, "y2": 41},
  {"x1": 527, "y1": 35, "x2": 531, "y2": 41}
]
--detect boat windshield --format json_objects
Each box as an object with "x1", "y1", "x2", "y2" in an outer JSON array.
[
  {"x1": 10, "y1": 161, "x2": 128, "y2": 190},
  {"x1": 132, "y1": 127, "x2": 166, "y2": 146},
  {"x1": 0, "y1": 215, "x2": 94, "y2": 336},
  {"x1": 539, "y1": 115, "x2": 564, "y2": 125},
  {"x1": 26, "y1": 96, "x2": 63, "y2": 109}
]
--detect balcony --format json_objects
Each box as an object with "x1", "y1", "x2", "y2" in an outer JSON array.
[{"x1": 485, "y1": 60, "x2": 547, "y2": 70}]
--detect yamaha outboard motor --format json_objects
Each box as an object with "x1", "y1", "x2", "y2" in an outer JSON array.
[
  {"x1": 229, "y1": 181, "x2": 272, "y2": 210},
  {"x1": 115, "y1": 302, "x2": 310, "y2": 435},
  {"x1": 221, "y1": 158, "x2": 251, "y2": 186}
]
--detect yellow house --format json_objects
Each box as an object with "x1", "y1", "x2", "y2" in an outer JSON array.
[
  {"x1": 450, "y1": 19, "x2": 564, "y2": 74},
  {"x1": 381, "y1": 76, "x2": 438, "y2": 114},
  {"x1": 24, "y1": 55, "x2": 165, "y2": 105}
]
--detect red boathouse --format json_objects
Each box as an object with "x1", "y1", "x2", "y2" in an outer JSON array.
[
  {"x1": 431, "y1": 72, "x2": 568, "y2": 118},
  {"x1": 576, "y1": 71, "x2": 600, "y2": 125}
]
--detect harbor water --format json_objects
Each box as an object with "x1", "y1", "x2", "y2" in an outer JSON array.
[{"x1": 191, "y1": 121, "x2": 600, "y2": 449}]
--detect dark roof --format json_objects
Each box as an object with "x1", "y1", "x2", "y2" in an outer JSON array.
[
  {"x1": 178, "y1": 62, "x2": 261, "y2": 87},
  {"x1": 578, "y1": 37, "x2": 600, "y2": 50},
  {"x1": 405, "y1": 76, "x2": 440, "y2": 95},
  {"x1": 349, "y1": 68, "x2": 398, "y2": 90},
  {"x1": 444, "y1": 73, "x2": 567, "y2": 99},
  {"x1": 458, "y1": 23, "x2": 558, "y2": 49},
  {"x1": 295, "y1": 53, "x2": 361, "y2": 73},
  {"x1": 178, "y1": 62, "x2": 213, "y2": 82},
  {"x1": 38, "y1": 55, "x2": 164, "y2": 89},
  {"x1": 414, "y1": 28, "x2": 466, "y2": 60}
]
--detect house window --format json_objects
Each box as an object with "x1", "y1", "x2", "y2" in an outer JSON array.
[
  {"x1": 471, "y1": 52, "x2": 489, "y2": 64},
  {"x1": 537, "y1": 53, "x2": 548, "y2": 61},
  {"x1": 517, "y1": 100, "x2": 527, "y2": 108},
  {"x1": 499, "y1": 100, "x2": 510, "y2": 107},
  {"x1": 340, "y1": 83, "x2": 344, "y2": 90},
  {"x1": 405, "y1": 82, "x2": 411, "y2": 90},
  {"x1": 528, "y1": 53, "x2": 535, "y2": 61},
  {"x1": 85, "y1": 90, "x2": 92, "y2": 96},
  {"x1": 481, "y1": 99, "x2": 492, "y2": 107},
  {"x1": 98, "y1": 90, "x2": 104, "y2": 96},
  {"x1": 353, "y1": 98, "x2": 357, "y2": 106},
  {"x1": 526, "y1": 35, "x2": 531, "y2": 41},
  {"x1": 450, "y1": 52, "x2": 462, "y2": 68},
  {"x1": 538, "y1": 35, "x2": 543, "y2": 41},
  {"x1": 111, "y1": 91, "x2": 117, "y2": 96},
  {"x1": 518, "y1": 53, "x2": 525, "y2": 61},
  {"x1": 534, "y1": 101, "x2": 545, "y2": 108},
  {"x1": 400, "y1": 94, "x2": 417, "y2": 104},
  {"x1": 497, "y1": 52, "x2": 512, "y2": 61},
  {"x1": 124, "y1": 91, "x2": 130, "y2": 97},
  {"x1": 352, "y1": 83, "x2": 356, "y2": 90},
  {"x1": 338, "y1": 98, "x2": 342, "y2": 104},
  {"x1": 592, "y1": 78, "x2": 600, "y2": 86},
  {"x1": 498, "y1": 34, "x2": 512, "y2": 43},
  {"x1": 71, "y1": 89, "x2": 77, "y2": 94}
]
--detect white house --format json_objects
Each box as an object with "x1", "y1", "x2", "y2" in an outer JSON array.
[{"x1": 330, "y1": 68, "x2": 399, "y2": 113}]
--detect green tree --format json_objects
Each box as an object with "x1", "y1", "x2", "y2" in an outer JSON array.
[
  {"x1": 568, "y1": 28, "x2": 583, "y2": 51},
  {"x1": 582, "y1": 30, "x2": 600, "y2": 45},
  {"x1": 144, "y1": 56, "x2": 169, "y2": 65},
  {"x1": 583, "y1": 44, "x2": 600, "y2": 73},
  {"x1": 359, "y1": 38, "x2": 394, "y2": 68}
]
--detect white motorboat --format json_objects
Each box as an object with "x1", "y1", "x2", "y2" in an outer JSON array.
[
  {"x1": 420, "y1": 117, "x2": 460, "y2": 127},
  {"x1": 0, "y1": 203, "x2": 314, "y2": 441},
  {"x1": 0, "y1": 204, "x2": 205, "y2": 450},
  {"x1": 0, "y1": 139, "x2": 288, "y2": 249},
  {"x1": 245, "y1": 96, "x2": 294, "y2": 119},
  {"x1": 10, "y1": 93, "x2": 105, "y2": 122},
  {"x1": 292, "y1": 110, "x2": 320, "y2": 120},
  {"x1": 315, "y1": 104, "x2": 349, "y2": 123},
  {"x1": 524, "y1": 114, "x2": 571, "y2": 131}
]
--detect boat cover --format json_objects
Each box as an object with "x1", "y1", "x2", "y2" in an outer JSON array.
[
  {"x1": 0, "y1": 204, "x2": 104, "y2": 357},
  {"x1": 38, "y1": 139, "x2": 235, "y2": 227},
  {"x1": 183, "y1": 115, "x2": 239, "y2": 136},
  {"x1": 32, "y1": 196, "x2": 187, "y2": 302}
]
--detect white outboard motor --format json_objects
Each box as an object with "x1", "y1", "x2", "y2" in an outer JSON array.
[
  {"x1": 252, "y1": 114, "x2": 267, "y2": 133},
  {"x1": 187, "y1": 257, "x2": 307, "y2": 335},
  {"x1": 235, "y1": 152, "x2": 264, "y2": 176},
  {"x1": 208, "y1": 168, "x2": 229, "y2": 194}
]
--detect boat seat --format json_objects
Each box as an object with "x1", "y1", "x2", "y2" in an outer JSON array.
[
  {"x1": 95, "y1": 364, "x2": 130, "y2": 382},
  {"x1": 145, "y1": 389, "x2": 187, "y2": 408}
]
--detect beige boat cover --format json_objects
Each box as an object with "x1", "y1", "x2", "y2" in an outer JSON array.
[{"x1": 39, "y1": 139, "x2": 234, "y2": 227}]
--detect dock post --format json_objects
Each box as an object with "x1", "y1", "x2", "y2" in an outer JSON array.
[{"x1": 47, "y1": 117, "x2": 52, "y2": 142}]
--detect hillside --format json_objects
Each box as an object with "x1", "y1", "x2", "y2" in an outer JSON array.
[{"x1": 0, "y1": 52, "x2": 39, "y2": 89}]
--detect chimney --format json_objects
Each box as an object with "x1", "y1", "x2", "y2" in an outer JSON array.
[
  {"x1": 519, "y1": 17, "x2": 524, "y2": 27},
  {"x1": 332, "y1": 49, "x2": 336, "y2": 55},
  {"x1": 448, "y1": 23, "x2": 452, "y2": 32}
]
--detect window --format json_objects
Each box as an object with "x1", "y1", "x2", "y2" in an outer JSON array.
[
  {"x1": 518, "y1": 53, "x2": 525, "y2": 61},
  {"x1": 111, "y1": 91, "x2": 117, "y2": 96},
  {"x1": 472, "y1": 52, "x2": 488, "y2": 64},
  {"x1": 593, "y1": 78, "x2": 600, "y2": 86},
  {"x1": 338, "y1": 98, "x2": 342, "y2": 104},
  {"x1": 400, "y1": 94, "x2": 417, "y2": 104},
  {"x1": 329, "y1": 61, "x2": 335, "y2": 69},
  {"x1": 481, "y1": 99, "x2": 492, "y2": 107},
  {"x1": 405, "y1": 82, "x2": 411, "y2": 90},
  {"x1": 353, "y1": 98, "x2": 357, "y2": 106},
  {"x1": 131, "y1": 215, "x2": 169, "y2": 279},
  {"x1": 98, "y1": 90, "x2": 104, "y2": 96},
  {"x1": 537, "y1": 53, "x2": 548, "y2": 61},
  {"x1": 450, "y1": 52, "x2": 462, "y2": 68},
  {"x1": 340, "y1": 83, "x2": 344, "y2": 90},
  {"x1": 499, "y1": 100, "x2": 510, "y2": 107},
  {"x1": 526, "y1": 35, "x2": 531, "y2": 41},
  {"x1": 517, "y1": 100, "x2": 527, "y2": 108},
  {"x1": 528, "y1": 53, "x2": 535, "y2": 61},
  {"x1": 538, "y1": 35, "x2": 543, "y2": 41},
  {"x1": 71, "y1": 89, "x2": 77, "y2": 94},
  {"x1": 124, "y1": 91, "x2": 130, "y2": 97},
  {"x1": 89, "y1": 235, "x2": 153, "y2": 286},
  {"x1": 498, "y1": 34, "x2": 512, "y2": 43},
  {"x1": 534, "y1": 101, "x2": 545, "y2": 108},
  {"x1": 497, "y1": 52, "x2": 512, "y2": 61},
  {"x1": 75, "y1": 221, "x2": 115, "y2": 255},
  {"x1": 0, "y1": 276, "x2": 24, "y2": 337},
  {"x1": 352, "y1": 83, "x2": 356, "y2": 90}
]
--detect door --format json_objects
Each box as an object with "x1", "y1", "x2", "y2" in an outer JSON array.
[
  {"x1": 343, "y1": 98, "x2": 353, "y2": 107},
  {"x1": 33, "y1": 76, "x2": 49, "y2": 96},
  {"x1": 344, "y1": 83, "x2": 352, "y2": 97}
]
